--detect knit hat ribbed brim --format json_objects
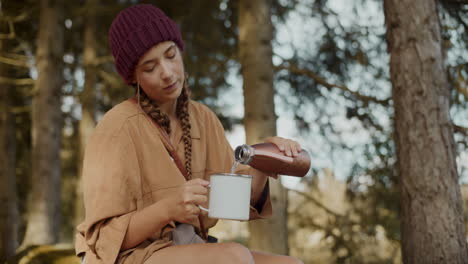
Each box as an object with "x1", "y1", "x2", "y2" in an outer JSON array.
[{"x1": 109, "y1": 4, "x2": 184, "y2": 84}]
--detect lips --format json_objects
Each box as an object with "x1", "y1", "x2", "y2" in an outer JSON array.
[{"x1": 164, "y1": 81, "x2": 178, "y2": 91}]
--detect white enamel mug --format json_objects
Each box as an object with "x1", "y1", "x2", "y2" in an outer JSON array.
[{"x1": 199, "y1": 173, "x2": 252, "y2": 221}]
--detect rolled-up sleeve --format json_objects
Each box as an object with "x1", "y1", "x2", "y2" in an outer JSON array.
[
  {"x1": 202, "y1": 106, "x2": 272, "y2": 220},
  {"x1": 87, "y1": 213, "x2": 134, "y2": 262},
  {"x1": 237, "y1": 166, "x2": 272, "y2": 219},
  {"x1": 78, "y1": 122, "x2": 141, "y2": 264}
]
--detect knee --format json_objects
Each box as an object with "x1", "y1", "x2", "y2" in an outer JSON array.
[{"x1": 220, "y1": 242, "x2": 254, "y2": 264}]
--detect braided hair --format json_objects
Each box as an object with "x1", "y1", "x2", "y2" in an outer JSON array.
[{"x1": 138, "y1": 75, "x2": 193, "y2": 179}]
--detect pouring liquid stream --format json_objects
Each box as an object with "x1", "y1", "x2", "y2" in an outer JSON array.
[{"x1": 230, "y1": 160, "x2": 240, "y2": 174}]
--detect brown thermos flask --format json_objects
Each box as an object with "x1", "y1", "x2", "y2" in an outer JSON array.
[{"x1": 234, "y1": 143, "x2": 311, "y2": 177}]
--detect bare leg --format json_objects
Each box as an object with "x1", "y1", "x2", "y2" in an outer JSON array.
[
  {"x1": 143, "y1": 242, "x2": 254, "y2": 264},
  {"x1": 143, "y1": 243, "x2": 303, "y2": 264},
  {"x1": 251, "y1": 251, "x2": 304, "y2": 264}
]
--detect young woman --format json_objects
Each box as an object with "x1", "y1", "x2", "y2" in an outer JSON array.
[{"x1": 75, "y1": 4, "x2": 303, "y2": 264}]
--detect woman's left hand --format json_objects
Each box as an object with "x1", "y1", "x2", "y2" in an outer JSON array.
[{"x1": 264, "y1": 136, "x2": 302, "y2": 157}]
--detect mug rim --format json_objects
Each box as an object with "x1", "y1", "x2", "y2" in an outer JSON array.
[{"x1": 210, "y1": 173, "x2": 252, "y2": 179}]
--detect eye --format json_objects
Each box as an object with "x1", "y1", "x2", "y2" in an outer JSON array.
[
  {"x1": 167, "y1": 48, "x2": 176, "y2": 59},
  {"x1": 143, "y1": 67, "x2": 155, "y2": 73},
  {"x1": 167, "y1": 53, "x2": 176, "y2": 59}
]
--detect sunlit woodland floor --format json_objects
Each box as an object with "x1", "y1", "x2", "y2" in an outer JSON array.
[{"x1": 8, "y1": 244, "x2": 80, "y2": 264}]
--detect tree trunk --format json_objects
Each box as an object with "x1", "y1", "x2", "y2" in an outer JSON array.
[
  {"x1": 22, "y1": 0, "x2": 64, "y2": 246},
  {"x1": 75, "y1": 0, "x2": 98, "y2": 229},
  {"x1": 0, "y1": 41, "x2": 19, "y2": 262},
  {"x1": 239, "y1": 0, "x2": 288, "y2": 254},
  {"x1": 384, "y1": 0, "x2": 468, "y2": 263}
]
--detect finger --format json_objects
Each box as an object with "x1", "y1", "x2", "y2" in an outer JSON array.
[
  {"x1": 267, "y1": 136, "x2": 285, "y2": 151},
  {"x1": 192, "y1": 194, "x2": 208, "y2": 205},
  {"x1": 183, "y1": 203, "x2": 199, "y2": 215},
  {"x1": 187, "y1": 178, "x2": 210, "y2": 187},
  {"x1": 187, "y1": 184, "x2": 209, "y2": 195},
  {"x1": 290, "y1": 141, "x2": 298, "y2": 156},
  {"x1": 295, "y1": 142, "x2": 302, "y2": 153},
  {"x1": 277, "y1": 139, "x2": 285, "y2": 151},
  {"x1": 183, "y1": 182, "x2": 209, "y2": 194},
  {"x1": 182, "y1": 193, "x2": 194, "y2": 204},
  {"x1": 285, "y1": 141, "x2": 296, "y2": 156},
  {"x1": 284, "y1": 140, "x2": 292, "y2": 156},
  {"x1": 182, "y1": 193, "x2": 207, "y2": 205},
  {"x1": 191, "y1": 204, "x2": 201, "y2": 215}
]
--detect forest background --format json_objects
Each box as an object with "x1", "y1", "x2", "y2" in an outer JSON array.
[{"x1": 0, "y1": 0, "x2": 467, "y2": 263}]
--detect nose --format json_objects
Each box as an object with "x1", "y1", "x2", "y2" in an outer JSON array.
[{"x1": 159, "y1": 61, "x2": 172, "y2": 81}]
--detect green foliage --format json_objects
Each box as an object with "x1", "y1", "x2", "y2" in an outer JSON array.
[
  {"x1": 0, "y1": 0, "x2": 39, "y2": 243},
  {"x1": 440, "y1": 1, "x2": 468, "y2": 152},
  {"x1": 275, "y1": 0, "x2": 467, "y2": 262}
]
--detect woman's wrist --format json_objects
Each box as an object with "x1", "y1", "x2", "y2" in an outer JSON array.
[{"x1": 158, "y1": 197, "x2": 175, "y2": 224}]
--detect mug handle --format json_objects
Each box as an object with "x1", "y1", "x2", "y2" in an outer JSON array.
[
  {"x1": 198, "y1": 206, "x2": 209, "y2": 212},
  {"x1": 198, "y1": 184, "x2": 211, "y2": 212}
]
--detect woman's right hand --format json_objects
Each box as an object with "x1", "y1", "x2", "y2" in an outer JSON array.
[{"x1": 164, "y1": 178, "x2": 209, "y2": 224}]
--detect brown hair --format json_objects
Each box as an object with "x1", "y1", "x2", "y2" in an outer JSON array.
[{"x1": 137, "y1": 75, "x2": 192, "y2": 179}]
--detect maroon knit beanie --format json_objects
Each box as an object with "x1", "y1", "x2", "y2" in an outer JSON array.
[{"x1": 109, "y1": 4, "x2": 184, "y2": 84}]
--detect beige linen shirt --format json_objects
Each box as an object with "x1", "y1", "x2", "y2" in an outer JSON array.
[{"x1": 75, "y1": 99, "x2": 272, "y2": 264}]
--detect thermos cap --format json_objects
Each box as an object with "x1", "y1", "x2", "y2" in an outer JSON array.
[{"x1": 234, "y1": 144, "x2": 254, "y2": 165}]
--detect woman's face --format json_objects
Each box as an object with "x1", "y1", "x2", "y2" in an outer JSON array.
[{"x1": 133, "y1": 41, "x2": 185, "y2": 104}]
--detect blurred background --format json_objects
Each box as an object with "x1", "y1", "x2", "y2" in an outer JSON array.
[{"x1": 0, "y1": 0, "x2": 467, "y2": 263}]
